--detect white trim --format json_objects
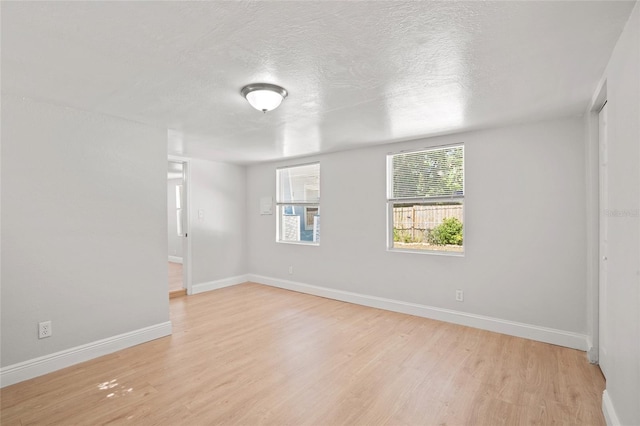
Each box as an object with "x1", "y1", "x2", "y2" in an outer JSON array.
[
  {"x1": 602, "y1": 389, "x2": 621, "y2": 426},
  {"x1": 0, "y1": 321, "x2": 172, "y2": 388},
  {"x1": 168, "y1": 256, "x2": 183, "y2": 264},
  {"x1": 387, "y1": 247, "x2": 465, "y2": 257},
  {"x1": 248, "y1": 274, "x2": 588, "y2": 351},
  {"x1": 585, "y1": 81, "x2": 607, "y2": 369},
  {"x1": 586, "y1": 336, "x2": 598, "y2": 364},
  {"x1": 275, "y1": 240, "x2": 319, "y2": 247},
  {"x1": 168, "y1": 154, "x2": 193, "y2": 162},
  {"x1": 191, "y1": 275, "x2": 248, "y2": 295}
]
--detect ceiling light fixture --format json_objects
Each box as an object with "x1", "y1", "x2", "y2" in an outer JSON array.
[{"x1": 241, "y1": 83, "x2": 288, "y2": 113}]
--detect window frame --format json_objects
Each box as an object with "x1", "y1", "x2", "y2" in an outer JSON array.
[
  {"x1": 276, "y1": 162, "x2": 320, "y2": 246},
  {"x1": 386, "y1": 144, "x2": 465, "y2": 255}
]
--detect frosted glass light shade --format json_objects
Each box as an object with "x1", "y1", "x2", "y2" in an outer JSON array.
[
  {"x1": 246, "y1": 90, "x2": 284, "y2": 112},
  {"x1": 241, "y1": 83, "x2": 288, "y2": 112}
]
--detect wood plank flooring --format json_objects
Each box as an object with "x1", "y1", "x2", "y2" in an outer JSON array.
[
  {"x1": 168, "y1": 262, "x2": 183, "y2": 292},
  {"x1": 1, "y1": 283, "x2": 606, "y2": 425}
]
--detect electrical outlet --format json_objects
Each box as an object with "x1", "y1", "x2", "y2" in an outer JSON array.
[
  {"x1": 288, "y1": 265, "x2": 293, "y2": 275},
  {"x1": 39, "y1": 321, "x2": 52, "y2": 339},
  {"x1": 455, "y1": 290, "x2": 464, "y2": 302}
]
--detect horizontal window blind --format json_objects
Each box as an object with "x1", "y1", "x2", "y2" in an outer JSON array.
[
  {"x1": 390, "y1": 145, "x2": 463, "y2": 199},
  {"x1": 277, "y1": 163, "x2": 320, "y2": 203}
]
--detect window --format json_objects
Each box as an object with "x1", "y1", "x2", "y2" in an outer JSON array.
[
  {"x1": 387, "y1": 145, "x2": 464, "y2": 253},
  {"x1": 276, "y1": 163, "x2": 320, "y2": 244}
]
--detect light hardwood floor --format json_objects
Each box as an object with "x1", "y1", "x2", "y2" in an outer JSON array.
[
  {"x1": 168, "y1": 261, "x2": 183, "y2": 293},
  {"x1": 1, "y1": 283, "x2": 605, "y2": 425}
]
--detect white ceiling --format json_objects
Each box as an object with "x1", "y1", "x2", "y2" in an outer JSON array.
[{"x1": 1, "y1": 1, "x2": 635, "y2": 164}]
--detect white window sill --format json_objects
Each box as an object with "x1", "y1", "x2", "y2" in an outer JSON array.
[
  {"x1": 387, "y1": 247, "x2": 464, "y2": 257},
  {"x1": 277, "y1": 240, "x2": 320, "y2": 246}
]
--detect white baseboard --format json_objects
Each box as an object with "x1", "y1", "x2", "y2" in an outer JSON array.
[
  {"x1": 602, "y1": 390, "x2": 621, "y2": 426},
  {"x1": 586, "y1": 336, "x2": 599, "y2": 364},
  {"x1": 248, "y1": 274, "x2": 588, "y2": 351},
  {"x1": 168, "y1": 256, "x2": 183, "y2": 264},
  {"x1": 0, "y1": 321, "x2": 172, "y2": 388},
  {"x1": 191, "y1": 275, "x2": 248, "y2": 295}
]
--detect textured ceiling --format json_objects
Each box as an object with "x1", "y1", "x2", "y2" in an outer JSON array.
[{"x1": 1, "y1": 1, "x2": 635, "y2": 164}]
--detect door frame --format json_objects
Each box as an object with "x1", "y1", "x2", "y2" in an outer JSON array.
[
  {"x1": 169, "y1": 155, "x2": 192, "y2": 296},
  {"x1": 585, "y1": 80, "x2": 607, "y2": 364},
  {"x1": 597, "y1": 100, "x2": 609, "y2": 376}
]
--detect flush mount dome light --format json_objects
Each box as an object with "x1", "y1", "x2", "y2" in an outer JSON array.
[{"x1": 241, "y1": 83, "x2": 288, "y2": 112}]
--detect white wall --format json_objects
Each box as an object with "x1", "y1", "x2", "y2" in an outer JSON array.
[
  {"x1": 189, "y1": 159, "x2": 246, "y2": 286},
  {"x1": 167, "y1": 178, "x2": 183, "y2": 259},
  {"x1": 247, "y1": 117, "x2": 587, "y2": 335},
  {"x1": 595, "y1": 2, "x2": 640, "y2": 424},
  {"x1": 1, "y1": 94, "x2": 170, "y2": 367}
]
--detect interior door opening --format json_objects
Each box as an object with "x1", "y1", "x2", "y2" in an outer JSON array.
[{"x1": 168, "y1": 160, "x2": 188, "y2": 297}]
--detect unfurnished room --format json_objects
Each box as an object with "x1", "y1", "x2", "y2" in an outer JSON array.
[{"x1": 1, "y1": 1, "x2": 639, "y2": 425}]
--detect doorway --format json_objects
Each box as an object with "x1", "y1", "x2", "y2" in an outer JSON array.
[{"x1": 168, "y1": 159, "x2": 190, "y2": 297}]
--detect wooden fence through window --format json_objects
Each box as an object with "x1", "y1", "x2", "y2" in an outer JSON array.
[{"x1": 393, "y1": 205, "x2": 463, "y2": 241}]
